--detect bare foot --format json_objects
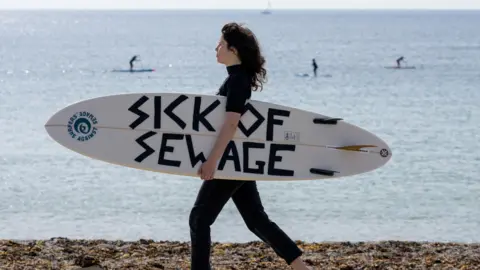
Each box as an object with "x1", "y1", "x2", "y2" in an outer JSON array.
[{"x1": 290, "y1": 257, "x2": 312, "y2": 270}]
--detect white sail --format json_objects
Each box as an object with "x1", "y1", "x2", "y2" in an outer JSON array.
[{"x1": 261, "y1": 0, "x2": 272, "y2": 14}]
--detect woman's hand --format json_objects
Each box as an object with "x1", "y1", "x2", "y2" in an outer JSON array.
[
  {"x1": 197, "y1": 111, "x2": 242, "y2": 181},
  {"x1": 197, "y1": 159, "x2": 217, "y2": 180}
]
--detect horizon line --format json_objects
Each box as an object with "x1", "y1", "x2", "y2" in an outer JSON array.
[{"x1": 0, "y1": 8, "x2": 480, "y2": 11}]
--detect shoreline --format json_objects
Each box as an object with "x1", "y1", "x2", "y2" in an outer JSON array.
[{"x1": 1, "y1": 238, "x2": 479, "y2": 269}]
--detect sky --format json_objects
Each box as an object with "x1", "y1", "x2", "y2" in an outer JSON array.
[{"x1": 0, "y1": 0, "x2": 479, "y2": 10}]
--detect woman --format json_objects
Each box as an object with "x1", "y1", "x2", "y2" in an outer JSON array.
[{"x1": 189, "y1": 22, "x2": 311, "y2": 270}]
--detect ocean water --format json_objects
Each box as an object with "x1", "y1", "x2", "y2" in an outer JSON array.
[{"x1": 1, "y1": 10, "x2": 479, "y2": 244}]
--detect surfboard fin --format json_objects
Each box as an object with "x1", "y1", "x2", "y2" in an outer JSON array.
[
  {"x1": 313, "y1": 117, "x2": 343, "y2": 125},
  {"x1": 310, "y1": 168, "x2": 338, "y2": 176},
  {"x1": 335, "y1": 145, "x2": 377, "y2": 152}
]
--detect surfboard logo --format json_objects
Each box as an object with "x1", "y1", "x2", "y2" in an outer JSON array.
[
  {"x1": 380, "y1": 148, "x2": 389, "y2": 158},
  {"x1": 67, "y1": 111, "x2": 98, "y2": 142}
]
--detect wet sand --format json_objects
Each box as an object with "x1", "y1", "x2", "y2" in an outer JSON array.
[{"x1": 1, "y1": 238, "x2": 479, "y2": 269}]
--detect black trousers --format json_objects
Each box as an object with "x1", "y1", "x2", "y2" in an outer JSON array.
[{"x1": 189, "y1": 179, "x2": 303, "y2": 270}]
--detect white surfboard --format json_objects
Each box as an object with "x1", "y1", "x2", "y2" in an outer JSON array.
[{"x1": 44, "y1": 93, "x2": 392, "y2": 181}]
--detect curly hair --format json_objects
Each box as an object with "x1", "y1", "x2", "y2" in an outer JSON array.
[{"x1": 221, "y1": 22, "x2": 267, "y2": 91}]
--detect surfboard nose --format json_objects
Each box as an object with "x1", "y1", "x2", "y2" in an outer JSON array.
[
  {"x1": 45, "y1": 111, "x2": 59, "y2": 127},
  {"x1": 44, "y1": 102, "x2": 83, "y2": 139},
  {"x1": 44, "y1": 106, "x2": 68, "y2": 128},
  {"x1": 44, "y1": 109, "x2": 65, "y2": 143},
  {"x1": 44, "y1": 98, "x2": 90, "y2": 128}
]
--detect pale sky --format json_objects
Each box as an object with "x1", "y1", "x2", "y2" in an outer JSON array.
[{"x1": 0, "y1": 0, "x2": 478, "y2": 10}]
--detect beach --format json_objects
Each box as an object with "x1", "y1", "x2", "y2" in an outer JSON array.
[{"x1": 1, "y1": 238, "x2": 479, "y2": 269}]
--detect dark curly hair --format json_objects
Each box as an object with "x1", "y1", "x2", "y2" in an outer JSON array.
[{"x1": 221, "y1": 22, "x2": 267, "y2": 91}]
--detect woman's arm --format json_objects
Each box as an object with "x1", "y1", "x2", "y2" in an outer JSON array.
[
  {"x1": 205, "y1": 112, "x2": 241, "y2": 163},
  {"x1": 198, "y1": 74, "x2": 249, "y2": 180},
  {"x1": 197, "y1": 112, "x2": 241, "y2": 180}
]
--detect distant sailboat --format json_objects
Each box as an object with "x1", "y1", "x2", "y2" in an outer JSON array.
[{"x1": 261, "y1": 0, "x2": 272, "y2": 14}]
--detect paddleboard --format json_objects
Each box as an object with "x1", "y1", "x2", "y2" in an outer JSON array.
[
  {"x1": 384, "y1": 66, "x2": 416, "y2": 69},
  {"x1": 295, "y1": 73, "x2": 332, "y2": 78},
  {"x1": 112, "y1": 69, "x2": 155, "y2": 73},
  {"x1": 44, "y1": 93, "x2": 392, "y2": 181}
]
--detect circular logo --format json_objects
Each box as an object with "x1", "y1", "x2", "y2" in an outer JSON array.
[
  {"x1": 67, "y1": 111, "x2": 98, "y2": 142},
  {"x1": 380, "y1": 149, "x2": 389, "y2": 158}
]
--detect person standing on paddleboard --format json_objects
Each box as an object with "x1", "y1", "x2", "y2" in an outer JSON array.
[
  {"x1": 190, "y1": 22, "x2": 312, "y2": 270},
  {"x1": 129, "y1": 55, "x2": 139, "y2": 71},
  {"x1": 396, "y1": 56, "x2": 404, "y2": 68}
]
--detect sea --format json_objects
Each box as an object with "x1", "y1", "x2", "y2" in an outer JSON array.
[{"x1": 0, "y1": 9, "x2": 479, "y2": 244}]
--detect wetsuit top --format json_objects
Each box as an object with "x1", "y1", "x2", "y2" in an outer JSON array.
[{"x1": 217, "y1": 64, "x2": 252, "y2": 114}]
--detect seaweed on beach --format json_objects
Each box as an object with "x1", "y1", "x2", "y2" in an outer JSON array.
[{"x1": 0, "y1": 238, "x2": 479, "y2": 269}]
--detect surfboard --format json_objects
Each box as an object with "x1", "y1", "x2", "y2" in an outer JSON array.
[
  {"x1": 111, "y1": 69, "x2": 155, "y2": 73},
  {"x1": 44, "y1": 93, "x2": 392, "y2": 181}
]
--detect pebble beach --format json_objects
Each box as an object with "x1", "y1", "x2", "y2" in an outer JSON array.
[{"x1": 1, "y1": 238, "x2": 479, "y2": 269}]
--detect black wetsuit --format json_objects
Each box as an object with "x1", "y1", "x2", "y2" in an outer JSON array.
[
  {"x1": 396, "y1": 56, "x2": 404, "y2": 67},
  {"x1": 188, "y1": 64, "x2": 303, "y2": 270},
  {"x1": 129, "y1": 56, "x2": 138, "y2": 70},
  {"x1": 312, "y1": 59, "x2": 318, "y2": 77}
]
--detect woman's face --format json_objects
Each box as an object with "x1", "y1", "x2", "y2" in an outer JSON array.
[{"x1": 215, "y1": 35, "x2": 238, "y2": 65}]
